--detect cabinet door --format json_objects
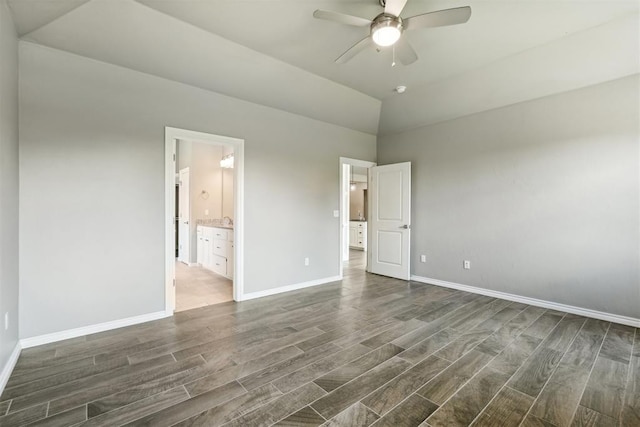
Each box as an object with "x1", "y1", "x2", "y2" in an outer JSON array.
[
  {"x1": 349, "y1": 226, "x2": 358, "y2": 247},
  {"x1": 196, "y1": 236, "x2": 204, "y2": 265},
  {"x1": 202, "y1": 237, "x2": 211, "y2": 269}
]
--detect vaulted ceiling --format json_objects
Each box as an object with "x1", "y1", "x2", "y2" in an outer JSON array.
[{"x1": 7, "y1": 0, "x2": 640, "y2": 135}]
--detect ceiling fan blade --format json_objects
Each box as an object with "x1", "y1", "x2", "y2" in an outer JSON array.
[
  {"x1": 335, "y1": 36, "x2": 373, "y2": 64},
  {"x1": 405, "y1": 6, "x2": 472, "y2": 31},
  {"x1": 395, "y1": 37, "x2": 418, "y2": 65},
  {"x1": 384, "y1": 0, "x2": 408, "y2": 17},
  {"x1": 313, "y1": 10, "x2": 371, "y2": 27}
]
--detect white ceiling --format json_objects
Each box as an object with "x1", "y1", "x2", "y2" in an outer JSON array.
[{"x1": 7, "y1": 0, "x2": 640, "y2": 135}]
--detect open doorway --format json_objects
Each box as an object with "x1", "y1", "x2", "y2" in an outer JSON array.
[
  {"x1": 339, "y1": 157, "x2": 376, "y2": 278},
  {"x1": 165, "y1": 127, "x2": 244, "y2": 314},
  {"x1": 174, "y1": 140, "x2": 235, "y2": 311}
]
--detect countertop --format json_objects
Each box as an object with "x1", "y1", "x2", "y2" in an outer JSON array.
[{"x1": 197, "y1": 223, "x2": 234, "y2": 230}]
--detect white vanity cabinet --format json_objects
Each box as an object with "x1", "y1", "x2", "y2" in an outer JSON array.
[
  {"x1": 197, "y1": 225, "x2": 234, "y2": 279},
  {"x1": 349, "y1": 221, "x2": 367, "y2": 250}
]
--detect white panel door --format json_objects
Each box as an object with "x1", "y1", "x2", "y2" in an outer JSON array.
[
  {"x1": 369, "y1": 162, "x2": 411, "y2": 280},
  {"x1": 178, "y1": 167, "x2": 190, "y2": 264}
]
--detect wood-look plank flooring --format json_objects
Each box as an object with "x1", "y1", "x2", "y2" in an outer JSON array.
[{"x1": 1, "y1": 251, "x2": 638, "y2": 426}]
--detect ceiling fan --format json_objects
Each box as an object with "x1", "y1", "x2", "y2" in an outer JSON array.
[{"x1": 313, "y1": 0, "x2": 471, "y2": 65}]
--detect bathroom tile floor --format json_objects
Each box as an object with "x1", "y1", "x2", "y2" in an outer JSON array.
[{"x1": 175, "y1": 261, "x2": 233, "y2": 312}]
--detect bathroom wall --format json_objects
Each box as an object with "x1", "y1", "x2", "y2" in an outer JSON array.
[
  {"x1": 176, "y1": 140, "x2": 230, "y2": 263},
  {"x1": 221, "y1": 145, "x2": 234, "y2": 219},
  {"x1": 349, "y1": 183, "x2": 367, "y2": 221}
]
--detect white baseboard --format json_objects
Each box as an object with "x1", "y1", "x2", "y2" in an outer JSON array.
[
  {"x1": 0, "y1": 342, "x2": 21, "y2": 395},
  {"x1": 411, "y1": 275, "x2": 640, "y2": 328},
  {"x1": 239, "y1": 275, "x2": 342, "y2": 301},
  {"x1": 20, "y1": 311, "x2": 171, "y2": 349}
]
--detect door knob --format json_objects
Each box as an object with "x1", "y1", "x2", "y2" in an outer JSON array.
[{"x1": 400, "y1": 224, "x2": 410, "y2": 229}]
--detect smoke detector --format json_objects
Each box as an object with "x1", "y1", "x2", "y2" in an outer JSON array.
[{"x1": 395, "y1": 85, "x2": 407, "y2": 94}]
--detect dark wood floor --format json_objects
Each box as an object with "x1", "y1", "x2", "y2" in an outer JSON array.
[{"x1": 1, "y1": 251, "x2": 638, "y2": 426}]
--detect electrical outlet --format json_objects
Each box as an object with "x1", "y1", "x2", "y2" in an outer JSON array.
[
  {"x1": 304, "y1": 257, "x2": 310, "y2": 266},
  {"x1": 333, "y1": 210, "x2": 339, "y2": 218},
  {"x1": 420, "y1": 255, "x2": 426, "y2": 263},
  {"x1": 463, "y1": 260, "x2": 471, "y2": 270},
  {"x1": 4, "y1": 312, "x2": 8, "y2": 331}
]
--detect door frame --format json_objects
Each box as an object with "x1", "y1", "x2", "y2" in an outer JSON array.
[
  {"x1": 339, "y1": 157, "x2": 376, "y2": 278},
  {"x1": 165, "y1": 127, "x2": 245, "y2": 314}
]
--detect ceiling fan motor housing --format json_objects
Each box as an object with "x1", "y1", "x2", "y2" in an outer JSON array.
[{"x1": 371, "y1": 13, "x2": 404, "y2": 46}]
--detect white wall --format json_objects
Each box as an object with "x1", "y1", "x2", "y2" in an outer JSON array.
[
  {"x1": 0, "y1": 0, "x2": 19, "y2": 373},
  {"x1": 19, "y1": 42, "x2": 376, "y2": 339},
  {"x1": 378, "y1": 75, "x2": 640, "y2": 319}
]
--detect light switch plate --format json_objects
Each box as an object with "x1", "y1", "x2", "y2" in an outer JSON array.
[{"x1": 333, "y1": 210, "x2": 339, "y2": 217}]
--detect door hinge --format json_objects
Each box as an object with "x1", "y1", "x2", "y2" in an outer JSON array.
[
  {"x1": 173, "y1": 279, "x2": 176, "y2": 287},
  {"x1": 173, "y1": 153, "x2": 176, "y2": 161}
]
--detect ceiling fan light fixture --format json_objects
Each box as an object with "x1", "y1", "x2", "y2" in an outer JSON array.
[{"x1": 371, "y1": 14, "x2": 403, "y2": 47}]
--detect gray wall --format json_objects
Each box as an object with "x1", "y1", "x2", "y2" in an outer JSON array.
[
  {"x1": 19, "y1": 42, "x2": 376, "y2": 338},
  {"x1": 0, "y1": 0, "x2": 19, "y2": 368},
  {"x1": 378, "y1": 75, "x2": 640, "y2": 319}
]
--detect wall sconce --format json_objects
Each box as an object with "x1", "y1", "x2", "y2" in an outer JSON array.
[{"x1": 220, "y1": 154, "x2": 234, "y2": 169}]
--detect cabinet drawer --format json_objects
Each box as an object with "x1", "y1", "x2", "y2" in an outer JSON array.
[
  {"x1": 213, "y1": 229, "x2": 228, "y2": 240},
  {"x1": 213, "y1": 238, "x2": 227, "y2": 257},
  {"x1": 212, "y1": 255, "x2": 226, "y2": 275}
]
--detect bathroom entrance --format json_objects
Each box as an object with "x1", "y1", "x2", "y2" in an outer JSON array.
[{"x1": 165, "y1": 127, "x2": 245, "y2": 314}]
